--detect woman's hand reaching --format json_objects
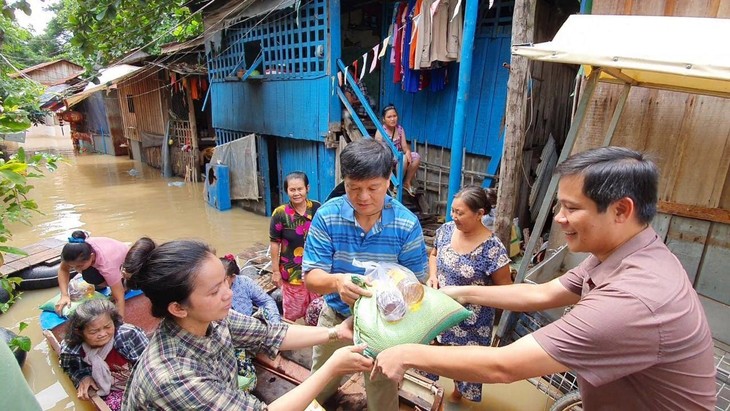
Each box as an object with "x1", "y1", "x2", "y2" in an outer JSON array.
[{"x1": 328, "y1": 344, "x2": 373, "y2": 375}]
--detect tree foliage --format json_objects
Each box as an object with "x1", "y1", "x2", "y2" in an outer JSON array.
[
  {"x1": 60, "y1": 0, "x2": 203, "y2": 67},
  {"x1": 0, "y1": 148, "x2": 61, "y2": 314}
]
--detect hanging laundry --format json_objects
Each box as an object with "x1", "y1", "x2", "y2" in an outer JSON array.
[
  {"x1": 446, "y1": 0, "x2": 463, "y2": 61},
  {"x1": 191, "y1": 77, "x2": 200, "y2": 100},
  {"x1": 414, "y1": 0, "x2": 433, "y2": 70},
  {"x1": 408, "y1": 0, "x2": 424, "y2": 70},
  {"x1": 402, "y1": 0, "x2": 421, "y2": 93},
  {"x1": 393, "y1": 2, "x2": 408, "y2": 83}
]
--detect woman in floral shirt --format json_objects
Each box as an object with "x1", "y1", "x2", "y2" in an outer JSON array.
[
  {"x1": 425, "y1": 186, "x2": 512, "y2": 403},
  {"x1": 270, "y1": 172, "x2": 321, "y2": 321}
]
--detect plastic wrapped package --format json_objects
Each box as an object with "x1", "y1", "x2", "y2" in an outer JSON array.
[
  {"x1": 68, "y1": 276, "x2": 95, "y2": 302},
  {"x1": 354, "y1": 260, "x2": 422, "y2": 322},
  {"x1": 387, "y1": 266, "x2": 424, "y2": 306}
]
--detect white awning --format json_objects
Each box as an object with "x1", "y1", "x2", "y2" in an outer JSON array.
[
  {"x1": 65, "y1": 64, "x2": 143, "y2": 106},
  {"x1": 512, "y1": 15, "x2": 730, "y2": 98}
]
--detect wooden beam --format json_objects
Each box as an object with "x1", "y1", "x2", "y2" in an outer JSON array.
[
  {"x1": 494, "y1": 0, "x2": 536, "y2": 247},
  {"x1": 601, "y1": 67, "x2": 637, "y2": 85},
  {"x1": 602, "y1": 84, "x2": 631, "y2": 146},
  {"x1": 658, "y1": 201, "x2": 730, "y2": 225}
]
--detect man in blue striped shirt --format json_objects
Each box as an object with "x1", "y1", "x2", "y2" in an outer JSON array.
[{"x1": 303, "y1": 139, "x2": 427, "y2": 411}]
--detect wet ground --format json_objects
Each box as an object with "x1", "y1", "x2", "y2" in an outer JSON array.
[{"x1": 0, "y1": 133, "x2": 553, "y2": 410}]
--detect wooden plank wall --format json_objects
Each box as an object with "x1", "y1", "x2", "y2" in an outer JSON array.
[
  {"x1": 116, "y1": 68, "x2": 169, "y2": 142},
  {"x1": 559, "y1": 0, "x2": 730, "y2": 344},
  {"x1": 25, "y1": 61, "x2": 83, "y2": 85},
  {"x1": 527, "y1": 0, "x2": 578, "y2": 151},
  {"x1": 574, "y1": 0, "x2": 730, "y2": 214},
  {"x1": 651, "y1": 212, "x2": 730, "y2": 345}
]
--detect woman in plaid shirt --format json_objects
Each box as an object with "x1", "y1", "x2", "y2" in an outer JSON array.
[{"x1": 121, "y1": 237, "x2": 373, "y2": 411}]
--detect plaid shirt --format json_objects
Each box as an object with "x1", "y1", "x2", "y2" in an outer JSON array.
[
  {"x1": 122, "y1": 310, "x2": 288, "y2": 411},
  {"x1": 59, "y1": 323, "x2": 148, "y2": 387}
]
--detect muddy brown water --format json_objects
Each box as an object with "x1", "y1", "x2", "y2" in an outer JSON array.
[{"x1": 0, "y1": 134, "x2": 552, "y2": 410}]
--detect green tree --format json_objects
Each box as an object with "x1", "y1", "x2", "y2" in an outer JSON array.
[
  {"x1": 0, "y1": 66, "x2": 45, "y2": 134},
  {"x1": 0, "y1": 148, "x2": 61, "y2": 314},
  {"x1": 59, "y1": 0, "x2": 203, "y2": 67}
]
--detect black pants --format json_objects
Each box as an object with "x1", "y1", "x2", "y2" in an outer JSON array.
[{"x1": 81, "y1": 266, "x2": 107, "y2": 291}]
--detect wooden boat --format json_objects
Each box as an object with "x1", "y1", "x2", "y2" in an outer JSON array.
[{"x1": 43, "y1": 249, "x2": 444, "y2": 411}]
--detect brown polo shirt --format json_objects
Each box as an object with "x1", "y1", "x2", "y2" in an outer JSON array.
[{"x1": 532, "y1": 227, "x2": 716, "y2": 410}]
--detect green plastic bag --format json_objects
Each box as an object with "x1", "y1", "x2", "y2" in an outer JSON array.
[
  {"x1": 353, "y1": 282, "x2": 472, "y2": 358},
  {"x1": 39, "y1": 292, "x2": 108, "y2": 317}
]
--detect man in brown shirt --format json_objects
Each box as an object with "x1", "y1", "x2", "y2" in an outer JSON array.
[{"x1": 371, "y1": 147, "x2": 717, "y2": 410}]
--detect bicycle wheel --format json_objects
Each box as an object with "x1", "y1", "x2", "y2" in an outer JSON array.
[{"x1": 550, "y1": 390, "x2": 582, "y2": 411}]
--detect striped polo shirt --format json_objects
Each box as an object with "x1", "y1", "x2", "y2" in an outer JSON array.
[{"x1": 302, "y1": 195, "x2": 427, "y2": 317}]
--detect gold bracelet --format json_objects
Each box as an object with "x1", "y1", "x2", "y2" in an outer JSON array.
[{"x1": 328, "y1": 327, "x2": 339, "y2": 341}]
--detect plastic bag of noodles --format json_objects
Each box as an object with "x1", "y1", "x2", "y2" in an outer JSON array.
[{"x1": 351, "y1": 262, "x2": 472, "y2": 358}]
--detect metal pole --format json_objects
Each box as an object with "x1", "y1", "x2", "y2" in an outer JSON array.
[{"x1": 445, "y1": 0, "x2": 479, "y2": 220}]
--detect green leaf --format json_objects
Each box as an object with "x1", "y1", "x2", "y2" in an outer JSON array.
[
  {"x1": 0, "y1": 246, "x2": 28, "y2": 256},
  {"x1": 18, "y1": 322, "x2": 28, "y2": 332},
  {"x1": 0, "y1": 169, "x2": 26, "y2": 186},
  {"x1": 9, "y1": 336, "x2": 31, "y2": 352}
]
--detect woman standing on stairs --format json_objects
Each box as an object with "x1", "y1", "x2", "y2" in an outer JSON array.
[{"x1": 374, "y1": 104, "x2": 421, "y2": 196}]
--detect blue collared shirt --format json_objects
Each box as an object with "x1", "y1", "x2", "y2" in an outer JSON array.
[{"x1": 302, "y1": 195, "x2": 427, "y2": 316}]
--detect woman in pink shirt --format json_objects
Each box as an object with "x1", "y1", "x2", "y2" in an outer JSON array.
[{"x1": 56, "y1": 231, "x2": 129, "y2": 317}]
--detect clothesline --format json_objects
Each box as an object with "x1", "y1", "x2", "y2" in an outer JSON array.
[{"x1": 338, "y1": 0, "x2": 469, "y2": 96}]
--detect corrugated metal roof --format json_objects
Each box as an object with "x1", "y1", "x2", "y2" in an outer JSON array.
[{"x1": 65, "y1": 65, "x2": 144, "y2": 106}]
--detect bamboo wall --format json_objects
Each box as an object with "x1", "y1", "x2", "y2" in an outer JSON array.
[{"x1": 116, "y1": 68, "x2": 168, "y2": 142}]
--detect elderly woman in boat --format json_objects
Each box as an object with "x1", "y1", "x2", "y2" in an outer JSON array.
[{"x1": 121, "y1": 237, "x2": 373, "y2": 411}]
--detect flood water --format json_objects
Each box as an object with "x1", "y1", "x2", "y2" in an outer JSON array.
[{"x1": 1, "y1": 133, "x2": 553, "y2": 410}]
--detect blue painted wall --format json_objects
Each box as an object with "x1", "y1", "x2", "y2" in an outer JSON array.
[
  {"x1": 380, "y1": 38, "x2": 511, "y2": 160},
  {"x1": 277, "y1": 138, "x2": 335, "y2": 204},
  {"x1": 211, "y1": 77, "x2": 331, "y2": 142}
]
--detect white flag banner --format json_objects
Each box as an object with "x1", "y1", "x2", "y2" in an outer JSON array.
[
  {"x1": 370, "y1": 46, "x2": 379, "y2": 72},
  {"x1": 452, "y1": 0, "x2": 462, "y2": 21},
  {"x1": 379, "y1": 37, "x2": 390, "y2": 58},
  {"x1": 430, "y1": 0, "x2": 441, "y2": 18},
  {"x1": 360, "y1": 53, "x2": 368, "y2": 80}
]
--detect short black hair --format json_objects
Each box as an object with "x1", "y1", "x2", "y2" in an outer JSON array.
[
  {"x1": 284, "y1": 171, "x2": 309, "y2": 191},
  {"x1": 555, "y1": 146, "x2": 658, "y2": 224},
  {"x1": 340, "y1": 139, "x2": 392, "y2": 180}
]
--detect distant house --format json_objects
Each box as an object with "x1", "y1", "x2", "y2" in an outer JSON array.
[{"x1": 9, "y1": 59, "x2": 85, "y2": 86}]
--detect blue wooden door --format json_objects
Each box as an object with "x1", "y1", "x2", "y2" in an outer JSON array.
[{"x1": 277, "y1": 138, "x2": 335, "y2": 205}]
